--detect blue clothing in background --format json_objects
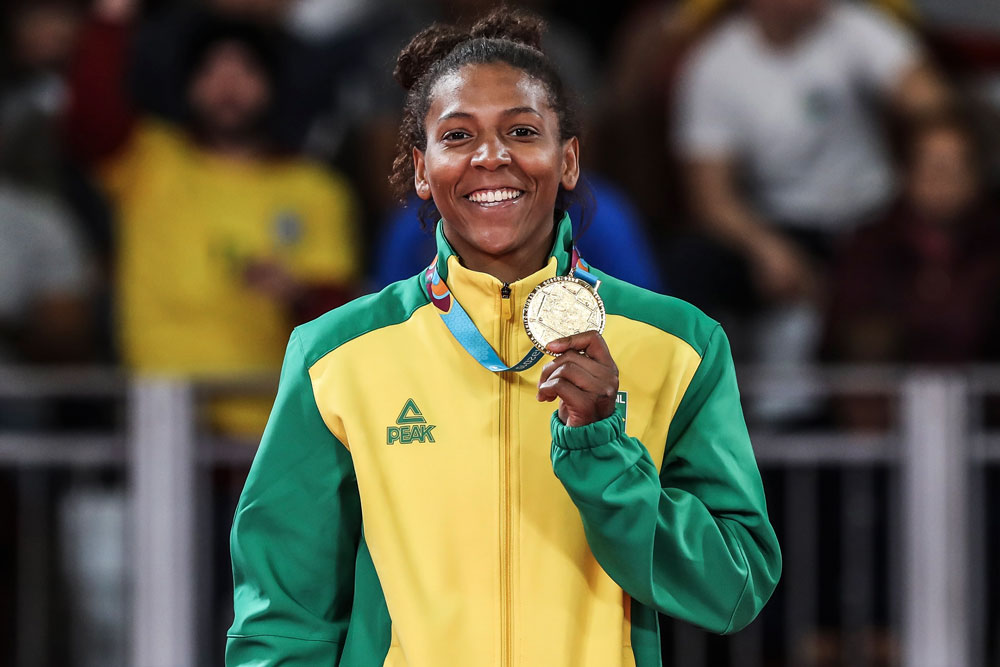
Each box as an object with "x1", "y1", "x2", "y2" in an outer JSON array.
[{"x1": 371, "y1": 175, "x2": 665, "y2": 292}]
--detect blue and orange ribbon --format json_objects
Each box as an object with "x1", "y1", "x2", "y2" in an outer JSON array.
[{"x1": 424, "y1": 247, "x2": 598, "y2": 373}]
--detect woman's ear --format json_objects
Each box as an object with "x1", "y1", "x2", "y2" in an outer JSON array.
[
  {"x1": 413, "y1": 147, "x2": 432, "y2": 200},
  {"x1": 560, "y1": 137, "x2": 580, "y2": 191}
]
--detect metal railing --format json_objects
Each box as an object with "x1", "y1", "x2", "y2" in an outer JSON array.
[{"x1": 1, "y1": 365, "x2": 997, "y2": 666}]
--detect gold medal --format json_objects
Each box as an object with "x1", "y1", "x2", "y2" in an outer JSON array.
[{"x1": 522, "y1": 276, "x2": 606, "y2": 355}]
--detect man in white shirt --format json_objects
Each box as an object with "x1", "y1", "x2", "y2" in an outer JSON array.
[{"x1": 675, "y1": 0, "x2": 947, "y2": 421}]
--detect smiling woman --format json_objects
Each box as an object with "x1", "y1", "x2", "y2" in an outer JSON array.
[
  {"x1": 391, "y1": 13, "x2": 582, "y2": 284},
  {"x1": 413, "y1": 62, "x2": 578, "y2": 283},
  {"x1": 227, "y1": 8, "x2": 782, "y2": 667}
]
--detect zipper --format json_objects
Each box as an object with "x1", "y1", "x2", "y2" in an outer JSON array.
[{"x1": 498, "y1": 281, "x2": 513, "y2": 666}]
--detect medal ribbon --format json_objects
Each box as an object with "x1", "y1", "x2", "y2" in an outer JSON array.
[{"x1": 424, "y1": 247, "x2": 598, "y2": 373}]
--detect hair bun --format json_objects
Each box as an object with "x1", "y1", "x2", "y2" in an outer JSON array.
[
  {"x1": 393, "y1": 9, "x2": 548, "y2": 90},
  {"x1": 469, "y1": 9, "x2": 546, "y2": 51},
  {"x1": 393, "y1": 23, "x2": 471, "y2": 91}
]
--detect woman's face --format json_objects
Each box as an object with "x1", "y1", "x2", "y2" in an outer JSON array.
[{"x1": 413, "y1": 63, "x2": 579, "y2": 268}]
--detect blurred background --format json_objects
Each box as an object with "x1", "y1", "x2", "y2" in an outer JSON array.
[{"x1": 0, "y1": 0, "x2": 998, "y2": 665}]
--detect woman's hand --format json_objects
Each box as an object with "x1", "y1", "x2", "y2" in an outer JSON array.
[{"x1": 536, "y1": 331, "x2": 619, "y2": 427}]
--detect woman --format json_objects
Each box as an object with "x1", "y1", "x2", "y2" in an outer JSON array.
[
  {"x1": 825, "y1": 114, "x2": 1000, "y2": 368},
  {"x1": 227, "y1": 10, "x2": 780, "y2": 666}
]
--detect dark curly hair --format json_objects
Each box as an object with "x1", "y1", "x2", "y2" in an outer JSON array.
[{"x1": 390, "y1": 8, "x2": 585, "y2": 225}]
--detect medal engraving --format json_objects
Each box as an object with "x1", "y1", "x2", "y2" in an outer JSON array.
[{"x1": 523, "y1": 276, "x2": 606, "y2": 354}]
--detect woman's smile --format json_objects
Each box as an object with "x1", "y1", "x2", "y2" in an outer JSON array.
[{"x1": 464, "y1": 187, "x2": 525, "y2": 206}]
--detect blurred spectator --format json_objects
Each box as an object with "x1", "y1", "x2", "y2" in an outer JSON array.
[
  {"x1": 0, "y1": 2, "x2": 82, "y2": 192},
  {"x1": 591, "y1": 0, "x2": 918, "y2": 231},
  {"x1": 588, "y1": 1, "x2": 698, "y2": 235},
  {"x1": 65, "y1": 0, "x2": 362, "y2": 436},
  {"x1": 1, "y1": 2, "x2": 118, "y2": 363},
  {"x1": 124, "y1": 0, "x2": 411, "y2": 260},
  {"x1": 372, "y1": 175, "x2": 664, "y2": 292},
  {"x1": 673, "y1": 0, "x2": 948, "y2": 421},
  {"x1": 127, "y1": 0, "x2": 341, "y2": 153},
  {"x1": 825, "y1": 114, "x2": 1000, "y2": 367},
  {"x1": 921, "y1": 26, "x2": 1000, "y2": 192},
  {"x1": 295, "y1": 3, "x2": 424, "y2": 226},
  {"x1": 0, "y1": 179, "x2": 93, "y2": 366},
  {"x1": 0, "y1": 4, "x2": 94, "y2": 369},
  {"x1": 671, "y1": 0, "x2": 918, "y2": 32}
]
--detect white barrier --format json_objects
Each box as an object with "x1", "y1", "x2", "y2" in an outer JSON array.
[
  {"x1": 2, "y1": 366, "x2": 998, "y2": 666},
  {"x1": 901, "y1": 375, "x2": 970, "y2": 667},
  {"x1": 128, "y1": 378, "x2": 197, "y2": 667}
]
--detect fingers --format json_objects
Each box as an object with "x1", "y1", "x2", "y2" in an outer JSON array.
[
  {"x1": 545, "y1": 330, "x2": 614, "y2": 365},
  {"x1": 536, "y1": 373, "x2": 591, "y2": 409},
  {"x1": 537, "y1": 373, "x2": 617, "y2": 427},
  {"x1": 538, "y1": 350, "x2": 609, "y2": 387},
  {"x1": 538, "y1": 331, "x2": 618, "y2": 400},
  {"x1": 537, "y1": 360, "x2": 603, "y2": 397}
]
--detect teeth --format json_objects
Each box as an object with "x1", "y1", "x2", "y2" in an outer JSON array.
[{"x1": 467, "y1": 188, "x2": 523, "y2": 204}]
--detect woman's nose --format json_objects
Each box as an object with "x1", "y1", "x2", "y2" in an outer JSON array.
[{"x1": 470, "y1": 135, "x2": 511, "y2": 169}]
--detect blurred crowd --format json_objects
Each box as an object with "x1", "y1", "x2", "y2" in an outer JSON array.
[{"x1": 1, "y1": 0, "x2": 999, "y2": 435}]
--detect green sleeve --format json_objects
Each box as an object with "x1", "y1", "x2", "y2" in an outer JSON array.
[
  {"x1": 550, "y1": 325, "x2": 781, "y2": 634},
  {"x1": 227, "y1": 330, "x2": 362, "y2": 665}
]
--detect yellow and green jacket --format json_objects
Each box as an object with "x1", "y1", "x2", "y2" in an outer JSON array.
[{"x1": 227, "y1": 214, "x2": 781, "y2": 666}]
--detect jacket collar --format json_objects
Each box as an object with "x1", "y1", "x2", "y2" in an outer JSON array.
[
  {"x1": 429, "y1": 213, "x2": 575, "y2": 357},
  {"x1": 432, "y1": 211, "x2": 574, "y2": 284}
]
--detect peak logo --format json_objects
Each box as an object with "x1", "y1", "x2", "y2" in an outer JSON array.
[{"x1": 386, "y1": 399, "x2": 437, "y2": 445}]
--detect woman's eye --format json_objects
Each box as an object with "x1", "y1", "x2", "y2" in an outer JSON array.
[
  {"x1": 511, "y1": 127, "x2": 538, "y2": 137},
  {"x1": 443, "y1": 130, "x2": 470, "y2": 141}
]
